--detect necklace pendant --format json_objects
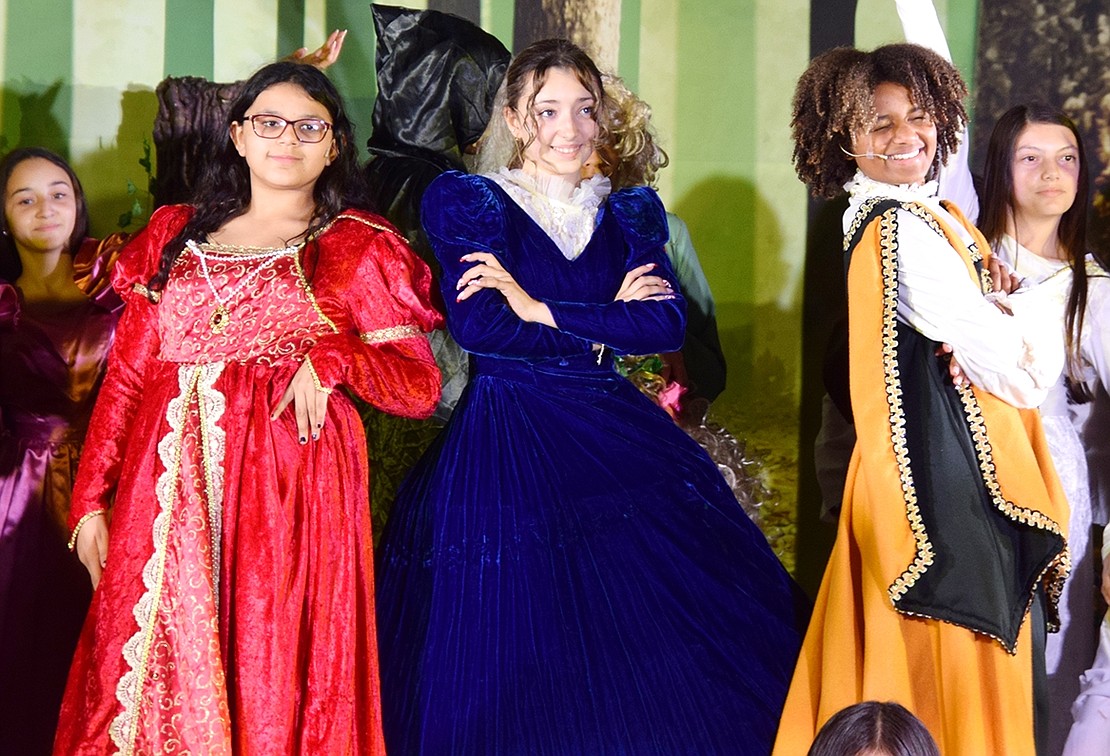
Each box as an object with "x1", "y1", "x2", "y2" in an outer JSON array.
[{"x1": 210, "y1": 304, "x2": 231, "y2": 334}]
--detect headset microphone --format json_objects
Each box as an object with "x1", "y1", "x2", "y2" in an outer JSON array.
[{"x1": 839, "y1": 145, "x2": 889, "y2": 161}]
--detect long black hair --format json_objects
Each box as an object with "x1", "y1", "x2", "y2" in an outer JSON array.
[
  {"x1": 980, "y1": 103, "x2": 1095, "y2": 379},
  {"x1": 0, "y1": 147, "x2": 90, "y2": 282},
  {"x1": 147, "y1": 61, "x2": 366, "y2": 291}
]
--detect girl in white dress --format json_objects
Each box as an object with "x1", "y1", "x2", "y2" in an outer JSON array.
[{"x1": 978, "y1": 103, "x2": 1109, "y2": 754}]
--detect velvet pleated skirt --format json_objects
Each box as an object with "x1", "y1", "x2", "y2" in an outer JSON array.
[{"x1": 377, "y1": 355, "x2": 803, "y2": 755}]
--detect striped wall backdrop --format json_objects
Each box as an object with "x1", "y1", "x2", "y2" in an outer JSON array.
[{"x1": 0, "y1": 0, "x2": 979, "y2": 575}]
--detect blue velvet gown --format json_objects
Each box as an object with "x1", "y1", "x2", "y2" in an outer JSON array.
[{"x1": 376, "y1": 171, "x2": 803, "y2": 755}]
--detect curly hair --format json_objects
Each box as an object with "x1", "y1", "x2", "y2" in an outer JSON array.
[
  {"x1": 594, "y1": 73, "x2": 669, "y2": 190},
  {"x1": 147, "y1": 61, "x2": 366, "y2": 291},
  {"x1": 791, "y1": 43, "x2": 968, "y2": 198},
  {"x1": 0, "y1": 147, "x2": 90, "y2": 282},
  {"x1": 476, "y1": 38, "x2": 611, "y2": 175}
]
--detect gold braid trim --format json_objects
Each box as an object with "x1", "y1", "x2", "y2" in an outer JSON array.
[
  {"x1": 954, "y1": 383, "x2": 1070, "y2": 632},
  {"x1": 333, "y1": 212, "x2": 407, "y2": 241},
  {"x1": 291, "y1": 213, "x2": 402, "y2": 335},
  {"x1": 843, "y1": 197, "x2": 884, "y2": 252},
  {"x1": 309, "y1": 212, "x2": 407, "y2": 244},
  {"x1": 131, "y1": 283, "x2": 161, "y2": 303},
  {"x1": 868, "y1": 199, "x2": 1069, "y2": 651},
  {"x1": 290, "y1": 252, "x2": 339, "y2": 334},
  {"x1": 872, "y1": 208, "x2": 935, "y2": 604},
  {"x1": 360, "y1": 324, "x2": 422, "y2": 344},
  {"x1": 68, "y1": 509, "x2": 107, "y2": 551},
  {"x1": 303, "y1": 354, "x2": 333, "y2": 394}
]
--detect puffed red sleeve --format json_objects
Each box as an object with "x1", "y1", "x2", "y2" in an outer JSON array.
[
  {"x1": 305, "y1": 212, "x2": 444, "y2": 419},
  {"x1": 67, "y1": 205, "x2": 194, "y2": 546}
]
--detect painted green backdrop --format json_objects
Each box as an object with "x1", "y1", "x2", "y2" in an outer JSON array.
[{"x1": 0, "y1": 0, "x2": 981, "y2": 586}]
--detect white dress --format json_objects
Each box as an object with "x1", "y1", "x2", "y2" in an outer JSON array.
[
  {"x1": 1063, "y1": 268, "x2": 1110, "y2": 756},
  {"x1": 994, "y1": 238, "x2": 1101, "y2": 754}
]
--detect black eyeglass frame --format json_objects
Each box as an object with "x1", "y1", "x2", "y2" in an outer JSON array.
[{"x1": 242, "y1": 114, "x2": 334, "y2": 144}]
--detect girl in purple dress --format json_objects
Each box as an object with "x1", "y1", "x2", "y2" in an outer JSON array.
[{"x1": 0, "y1": 148, "x2": 123, "y2": 754}]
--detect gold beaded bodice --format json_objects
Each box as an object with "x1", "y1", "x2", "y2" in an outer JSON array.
[{"x1": 158, "y1": 242, "x2": 332, "y2": 366}]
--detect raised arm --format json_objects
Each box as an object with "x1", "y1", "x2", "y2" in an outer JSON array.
[{"x1": 897, "y1": 0, "x2": 979, "y2": 221}]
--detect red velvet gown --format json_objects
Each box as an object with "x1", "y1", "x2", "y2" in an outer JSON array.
[
  {"x1": 54, "y1": 205, "x2": 442, "y2": 755},
  {"x1": 0, "y1": 239, "x2": 123, "y2": 755}
]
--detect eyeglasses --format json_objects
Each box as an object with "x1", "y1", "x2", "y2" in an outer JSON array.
[{"x1": 243, "y1": 114, "x2": 333, "y2": 143}]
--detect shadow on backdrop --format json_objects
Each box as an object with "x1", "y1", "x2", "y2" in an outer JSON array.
[{"x1": 673, "y1": 174, "x2": 805, "y2": 572}]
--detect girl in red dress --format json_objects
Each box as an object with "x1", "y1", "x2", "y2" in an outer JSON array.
[{"x1": 55, "y1": 62, "x2": 442, "y2": 755}]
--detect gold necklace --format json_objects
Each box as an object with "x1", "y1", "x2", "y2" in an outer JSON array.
[{"x1": 187, "y1": 240, "x2": 296, "y2": 333}]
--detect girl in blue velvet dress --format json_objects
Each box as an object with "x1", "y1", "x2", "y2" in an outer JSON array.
[{"x1": 375, "y1": 38, "x2": 803, "y2": 755}]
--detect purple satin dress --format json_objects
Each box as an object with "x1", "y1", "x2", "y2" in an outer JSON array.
[{"x1": 0, "y1": 258, "x2": 120, "y2": 754}]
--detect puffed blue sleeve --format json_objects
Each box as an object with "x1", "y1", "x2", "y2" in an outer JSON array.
[
  {"x1": 545, "y1": 186, "x2": 687, "y2": 355},
  {"x1": 422, "y1": 171, "x2": 594, "y2": 359}
]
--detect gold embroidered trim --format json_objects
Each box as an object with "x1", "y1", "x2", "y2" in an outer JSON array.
[
  {"x1": 111, "y1": 365, "x2": 202, "y2": 754},
  {"x1": 955, "y1": 383, "x2": 1070, "y2": 629},
  {"x1": 873, "y1": 208, "x2": 936, "y2": 604},
  {"x1": 195, "y1": 364, "x2": 227, "y2": 607},
  {"x1": 332, "y1": 212, "x2": 406, "y2": 242},
  {"x1": 359, "y1": 324, "x2": 422, "y2": 344},
  {"x1": 843, "y1": 198, "x2": 885, "y2": 252},
  {"x1": 68, "y1": 509, "x2": 107, "y2": 551},
  {"x1": 865, "y1": 200, "x2": 1069, "y2": 652},
  {"x1": 131, "y1": 283, "x2": 161, "y2": 303},
  {"x1": 903, "y1": 202, "x2": 944, "y2": 239},
  {"x1": 196, "y1": 239, "x2": 301, "y2": 256},
  {"x1": 303, "y1": 354, "x2": 333, "y2": 394},
  {"x1": 290, "y1": 252, "x2": 339, "y2": 334}
]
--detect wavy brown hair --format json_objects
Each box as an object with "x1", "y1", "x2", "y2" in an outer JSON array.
[
  {"x1": 791, "y1": 43, "x2": 968, "y2": 198},
  {"x1": 477, "y1": 38, "x2": 612, "y2": 174},
  {"x1": 594, "y1": 73, "x2": 668, "y2": 190}
]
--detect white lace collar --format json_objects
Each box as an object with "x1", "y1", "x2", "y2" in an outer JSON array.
[
  {"x1": 845, "y1": 169, "x2": 939, "y2": 205},
  {"x1": 488, "y1": 168, "x2": 611, "y2": 261}
]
